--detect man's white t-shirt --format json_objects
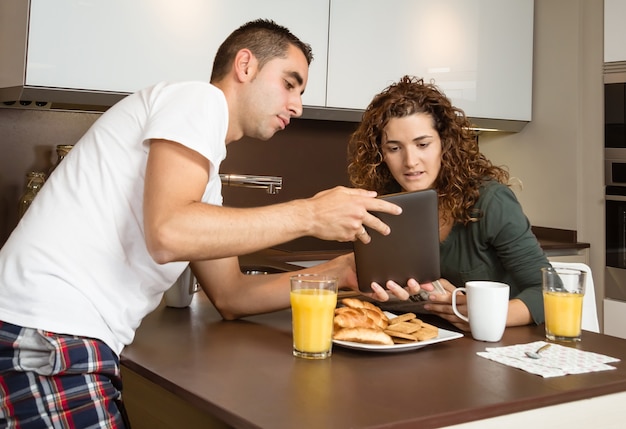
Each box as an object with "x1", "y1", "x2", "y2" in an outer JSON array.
[{"x1": 0, "y1": 81, "x2": 228, "y2": 355}]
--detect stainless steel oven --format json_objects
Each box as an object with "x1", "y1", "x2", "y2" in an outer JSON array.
[
  {"x1": 605, "y1": 82, "x2": 626, "y2": 303},
  {"x1": 606, "y1": 148, "x2": 626, "y2": 187},
  {"x1": 606, "y1": 185, "x2": 626, "y2": 301},
  {"x1": 605, "y1": 83, "x2": 625, "y2": 149},
  {"x1": 604, "y1": 84, "x2": 626, "y2": 338}
]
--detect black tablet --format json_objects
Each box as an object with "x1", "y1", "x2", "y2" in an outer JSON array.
[{"x1": 354, "y1": 189, "x2": 440, "y2": 293}]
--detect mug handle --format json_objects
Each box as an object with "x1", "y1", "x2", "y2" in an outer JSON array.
[
  {"x1": 451, "y1": 288, "x2": 469, "y2": 322},
  {"x1": 189, "y1": 277, "x2": 201, "y2": 294}
]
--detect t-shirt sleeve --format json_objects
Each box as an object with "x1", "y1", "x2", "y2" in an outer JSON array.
[
  {"x1": 142, "y1": 82, "x2": 228, "y2": 166},
  {"x1": 140, "y1": 82, "x2": 228, "y2": 206}
]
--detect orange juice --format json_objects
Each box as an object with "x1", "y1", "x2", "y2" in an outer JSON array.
[
  {"x1": 290, "y1": 289, "x2": 337, "y2": 357},
  {"x1": 543, "y1": 291, "x2": 583, "y2": 340}
]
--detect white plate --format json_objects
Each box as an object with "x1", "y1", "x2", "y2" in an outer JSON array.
[{"x1": 332, "y1": 312, "x2": 464, "y2": 353}]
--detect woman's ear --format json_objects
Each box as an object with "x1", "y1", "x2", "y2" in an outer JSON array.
[{"x1": 233, "y1": 48, "x2": 256, "y2": 82}]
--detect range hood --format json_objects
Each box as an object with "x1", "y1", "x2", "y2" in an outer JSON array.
[
  {"x1": 0, "y1": 86, "x2": 528, "y2": 132},
  {"x1": 301, "y1": 106, "x2": 528, "y2": 132},
  {"x1": 0, "y1": 86, "x2": 125, "y2": 113}
]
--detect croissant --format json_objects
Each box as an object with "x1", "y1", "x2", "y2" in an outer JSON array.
[
  {"x1": 333, "y1": 298, "x2": 437, "y2": 345},
  {"x1": 333, "y1": 327, "x2": 394, "y2": 346},
  {"x1": 334, "y1": 308, "x2": 376, "y2": 329},
  {"x1": 341, "y1": 298, "x2": 389, "y2": 322},
  {"x1": 334, "y1": 306, "x2": 388, "y2": 330}
]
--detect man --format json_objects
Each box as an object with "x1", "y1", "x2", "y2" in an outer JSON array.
[{"x1": 0, "y1": 20, "x2": 419, "y2": 428}]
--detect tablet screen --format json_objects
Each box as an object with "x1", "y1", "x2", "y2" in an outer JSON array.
[{"x1": 354, "y1": 189, "x2": 440, "y2": 293}]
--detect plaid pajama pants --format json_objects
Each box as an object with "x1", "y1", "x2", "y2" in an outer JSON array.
[{"x1": 0, "y1": 321, "x2": 130, "y2": 429}]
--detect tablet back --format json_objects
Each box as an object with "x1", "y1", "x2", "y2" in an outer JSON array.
[{"x1": 354, "y1": 189, "x2": 440, "y2": 292}]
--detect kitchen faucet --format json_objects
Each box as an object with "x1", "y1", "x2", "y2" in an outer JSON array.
[{"x1": 219, "y1": 174, "x2": 283, "y2": 195}]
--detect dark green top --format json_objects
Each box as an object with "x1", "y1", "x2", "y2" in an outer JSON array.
[{"x1": 440, "y1": 181, "x2": 550, "y2": 324}]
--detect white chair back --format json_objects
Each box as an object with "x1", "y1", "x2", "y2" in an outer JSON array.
[{"x1": 549, "y1": 262, "x2": 600, "y2": 333}]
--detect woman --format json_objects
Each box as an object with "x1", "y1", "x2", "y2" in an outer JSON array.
[{"x1": 347, "y1": 75, "x2": 550, "y2": 331}]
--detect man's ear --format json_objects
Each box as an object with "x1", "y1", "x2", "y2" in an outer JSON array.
[{"x1": 233, "y1": 48, "x2": 257, "y2": 82}]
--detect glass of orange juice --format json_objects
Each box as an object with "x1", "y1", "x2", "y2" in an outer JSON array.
[
  {"x1": 542, "y1": 267, "x2": 586, "y2": 342},
  {"x1": 290, "y1": 274, "x2": 338, "y2": 359}
]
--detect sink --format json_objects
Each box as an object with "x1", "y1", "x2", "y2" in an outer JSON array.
[
  {"x1": 240, "y1": 265, "x2": 295, "y2": 275},
  {"x1": 240, "y1": 260, "x2": 327, "y2": 274},
  {"x1": 285, "y1": 260, "x2": 328, "y2": 268},
  {"x1": 238, "y1": 251, "x2": 337, "y2": 275}
]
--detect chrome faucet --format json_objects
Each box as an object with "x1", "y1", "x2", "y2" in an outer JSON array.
[{"x1": 219, "y1": 174, "x2": 283, "y2": 195}]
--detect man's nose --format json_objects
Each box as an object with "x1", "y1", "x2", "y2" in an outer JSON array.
[{"x1": 289, "y1": 94, "x2": 303, "y2": 118}]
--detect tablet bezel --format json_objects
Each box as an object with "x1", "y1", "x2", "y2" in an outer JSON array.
[{"x1": 353, "y1": 189, "x2": 440, "y2": 293}]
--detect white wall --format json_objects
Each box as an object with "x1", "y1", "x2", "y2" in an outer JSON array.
[{"x1": 479, "y1": 0, "x2": 605, "y2": 317}]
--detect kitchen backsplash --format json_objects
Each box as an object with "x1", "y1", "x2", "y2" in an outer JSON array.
[{"x1": 0, "y1": 108, "x2": 356, "y2": 250}]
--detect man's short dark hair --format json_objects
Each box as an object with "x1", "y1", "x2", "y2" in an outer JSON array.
[{"x1": 210, "y1": 19, "x2": 313, "y2": 83}]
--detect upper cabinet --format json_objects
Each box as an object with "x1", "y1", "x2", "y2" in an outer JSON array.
[
  {"x1": 325, "y1": 0, "x2": 534, "y2": 130},
  {"x1": 604, "y1": 0, "x2": 626, "y2": 84},
  {"x1": 605, "y1": 0, "x2": 626, "y2": 63},
  {"x1": 0, "y1": 0, "x2": 533, "y2": 131},
  {"x1": 0, "y1": 0, "x2": 329, "y2": 107}
]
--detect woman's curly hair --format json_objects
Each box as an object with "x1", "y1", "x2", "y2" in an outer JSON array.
[{"x1": 347, "y1": 76, "x2": 509, "y2": 225}]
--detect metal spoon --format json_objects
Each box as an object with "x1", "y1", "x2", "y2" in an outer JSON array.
[{"x1": 525, "y1": 343, "x2": 551, "y2": 359}]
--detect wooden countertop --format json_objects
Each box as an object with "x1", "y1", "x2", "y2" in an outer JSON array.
[
  {"x1": 239, "y1": 226, "x2": 590, "y2": 272},
  {"x1": 531, "y1": 226, "x2": 590, "y2": 251},
  {"x1": 121, "y1": 294, "x2": 626, "y2": 429}
]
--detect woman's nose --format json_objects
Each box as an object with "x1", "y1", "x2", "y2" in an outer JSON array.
[{"x1": 404, "y1": 149, "x2": 420, "y2": 167}]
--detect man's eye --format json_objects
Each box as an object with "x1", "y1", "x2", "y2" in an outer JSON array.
[{"x1": 285, "y1": 80, "x2": 294, "y2": 89}]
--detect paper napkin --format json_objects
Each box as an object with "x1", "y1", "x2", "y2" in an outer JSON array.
[{"x1": 477, "y1": 341, "x2": 621, "y2": 378}]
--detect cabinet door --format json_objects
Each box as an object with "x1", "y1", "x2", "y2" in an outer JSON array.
[
  {"x1": 25, "y1": 0, "x2": 328, "y2": 106},
  {"x1": 605, "y1": 0, "x2": 626, "y2": 63},
  {"x1": 327, "y1": 0, "x2": 533, "y2": 122},
  {"x1": 604, "y1": 298, "x2": 626, "y2": 339}
]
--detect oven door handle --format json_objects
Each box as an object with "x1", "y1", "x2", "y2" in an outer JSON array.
[{"x1": 606, "y1": 195, "x2": 626, "y2": 202}]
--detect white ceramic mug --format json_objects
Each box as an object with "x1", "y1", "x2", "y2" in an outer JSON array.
[
  {"x1": 164, "y1": 266, "x2": 200, "y2": 308},
  {"x1": 451, "y1": 281, "x2": 510, "y2": 342}
]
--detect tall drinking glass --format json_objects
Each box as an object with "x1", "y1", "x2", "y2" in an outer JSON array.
[
  {"x1": 542, "y1": 267, "x2": 586, "y2": 342},
  {"x1": 290, "y1": 274, "x2": 338, "y2": 359}
]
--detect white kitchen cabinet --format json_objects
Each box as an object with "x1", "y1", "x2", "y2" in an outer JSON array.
[
  {"x1": 604, "y1": 0, "x2": 626, "y2": 63},
  {"x1": 0, "y1": 0, "x2": 329, "y2": 107},
  {"x1": 604, "y1": 298, "x2": 626, "y2": 339},
  {"x1": 326, "y1": 0, "x2": 533, "y2": 130},
  {"x1": 1, "y1": 0, "x2": 533, "y2": 131}
]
